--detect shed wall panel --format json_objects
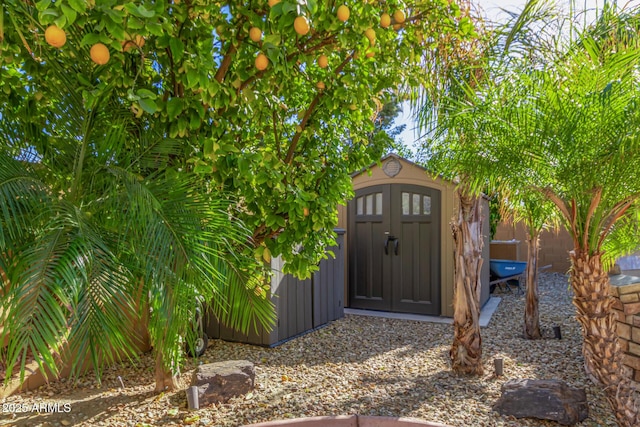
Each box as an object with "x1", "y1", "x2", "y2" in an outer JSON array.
[{"x1": 205, "y1": 231, "x2": 345, "y2": 347}]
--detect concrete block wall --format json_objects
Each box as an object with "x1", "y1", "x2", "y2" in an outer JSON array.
[{"x1": 610, "y1": 281, "x2": 640, "y2": 383}]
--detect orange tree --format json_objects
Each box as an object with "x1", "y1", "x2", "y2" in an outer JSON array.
[
  {"x1": 1, "y1": 1, "x2": 474, "y2": 390},
  {"x1": 1, "y1": 0, "x2": 474, "y2": 277}
]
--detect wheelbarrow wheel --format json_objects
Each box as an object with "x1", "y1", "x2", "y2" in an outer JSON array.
[{"x1": 187, "y1": 333, "x2": 208, "y2": 358}]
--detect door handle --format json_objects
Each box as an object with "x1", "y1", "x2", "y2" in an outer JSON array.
[
  {"x1": 384, "y1": 235, "x2": 397, "y2": 255},
  {"x1": 394, "y1": 238, "x2": 399, "y2": 255}
]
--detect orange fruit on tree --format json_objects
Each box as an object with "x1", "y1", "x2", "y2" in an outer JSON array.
[
  {"x1": 364, "y1": 28, "x2": 376, "y2": 45},
  {"x1": 249, "y1": 27, "x2": 262, "y2": 42},
  {"x1": 268, "y1": 0, "x2": 280, "y2": 7},
  {"x1": 366, "y1": 51, "x2": 375, "y2": 58},
  {"x1": 380, "y1": 13, "x2": 391, "y2": 28},
  {"x1": 294, "y1": 16, "x2": 310, "y2": 36},
  {"x1": 393, "y1": 10, "x2": 406, "y2": 24},
  {"x1": 337, "y1": 5, "x2": 350, "y2": 22},
  {"x1": 45, "y1": 25, "x2": 66, "y2": 48},
  {"x1": 255, "y1": 52, "x2": 268, "y2": 70},
  {"x1": 317, "y1": 54, "x2": 329, "y2": 68},
  {"x1": 90, "y1": 43, "x2": 110, "y2": 65},
  {"x1": 303, "y1": 207, "x2": 310, "y2": 217},
  {"x1": 316, "y1": 81, "x2": 325, "y2": 90}
]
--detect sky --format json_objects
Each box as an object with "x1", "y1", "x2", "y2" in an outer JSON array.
[{"x1": 396, "y1": 0, "x2": 640, "y2": 153}]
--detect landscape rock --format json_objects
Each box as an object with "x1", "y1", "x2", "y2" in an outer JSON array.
[
  {"x1": 493, "y1": 378, "x2": 588, "y2": 425},
  {"x1": 190, "y1": 360, "x2": 255, "y2": 406}
]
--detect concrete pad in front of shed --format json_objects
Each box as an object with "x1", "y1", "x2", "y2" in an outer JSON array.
[{"x1": 345, "y1": 296, "x2": 501, "y2": 328}]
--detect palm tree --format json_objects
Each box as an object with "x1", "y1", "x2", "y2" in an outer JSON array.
[
  {"x1": 411, "y1": 0, "x2": 491, "y2": 375},
  {"x1": 501, "y1": 192, "x2": 557, "y2": 339},
  {"x1": 428, "y1": 5, "x2": 640, "y2": 424},
  {"x1": 448, "y1": 184, "x2": 485, "y2": 374},
  {"x1": 0, "y1": 35, "x2": 274, "y2": 392}
]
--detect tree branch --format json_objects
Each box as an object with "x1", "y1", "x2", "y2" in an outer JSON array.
[
  {"x1": 214, "y1": 42, "x2": 237, "y2": 83},
  {"x1": 284, "y1": 95, "x2": 321, "y2": 164},
  {"x1": 214, "y1": 16, "x2": 248, "y2": 83},
  {"x1": 284, "y1": 52, "x2": 355, "y2": 164},
  {"x1": 272, "y1": 110, "x2": 281, "y2": 157}
]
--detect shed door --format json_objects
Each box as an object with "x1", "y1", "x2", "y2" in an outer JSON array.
[{"x1": 349, "y1": 184, "x2": 440, "y2": 315}]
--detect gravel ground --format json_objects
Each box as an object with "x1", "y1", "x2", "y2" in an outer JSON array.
[{"x1": 1, "y1": 272, "x2": 619, "y2": 427}]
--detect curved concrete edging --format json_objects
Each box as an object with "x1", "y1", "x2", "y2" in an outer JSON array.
[{"x1": 242, "y1": 415, "x2": 453, "y2": 427}]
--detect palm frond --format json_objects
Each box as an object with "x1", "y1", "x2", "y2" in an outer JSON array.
[
  {"x1": 0, "y1": 154, "x2": 49, "y2": 248},
  {"x1": 101, "y1": 166, "x2": 274, "y2": 370}
]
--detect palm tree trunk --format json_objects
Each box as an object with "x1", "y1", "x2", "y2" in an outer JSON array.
[
  {"x1": 523, "y1": 231, "x2": 541, "y2": 339},
  {"x1": 450, "y1": 189, "x2": 484, "y2": 375},
  {"x1": 569, "y1": 250, "x2": 639, "y2": 427},
  {"x1": 155, "y1": 351, "x2": 179, "y2": 392}
]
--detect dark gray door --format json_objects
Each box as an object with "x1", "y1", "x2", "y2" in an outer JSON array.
[{"x1": 349, "y1": 184, "x2": 440, "y2": 315}]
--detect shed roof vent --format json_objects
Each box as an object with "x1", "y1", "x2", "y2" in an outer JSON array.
[{"x1": 382, "y1": 157, "x2": 402, "y2": 177}]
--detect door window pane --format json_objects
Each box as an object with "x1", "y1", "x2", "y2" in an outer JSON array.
[
  {"x1": 402, "y1": 192, "x2": 410, "y2": 215},
  {"x1": 413, "y1": 194, "x2": 421, "y2": 215},
  {"x1": 423, "y1": 196, "x2": 431, "y2": 215},
  {"x1": 357, "y1": 197, "x2": 363, "y2": 215},
  {"x1": 366, "y1": 194, "x2": 373, "y2": 215},
  {"x1": 375, "y1": 193, "x2": 382, "y2": 215}
]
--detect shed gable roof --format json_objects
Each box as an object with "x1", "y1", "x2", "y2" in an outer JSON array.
[{"x1": 350, "y1": 153, "x2": 428, "y2": 179}]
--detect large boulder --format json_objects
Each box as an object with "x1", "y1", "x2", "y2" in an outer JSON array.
[
  {"x1": 191, "y1": 360, "x2": 255, "y2": 406},
  {"x1": 493, "y1": 379, "x2": 588, "y2": 425}
]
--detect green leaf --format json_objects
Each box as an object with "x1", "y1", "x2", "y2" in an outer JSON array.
[
  {"x1": 127, "y1": 18, "x2": 145, "y2": 30},
  {"x1": 263, "y1": 34, "x2": 281, "y2": 46},
  {"x1": 76, "y1": 73, "x2": 91, "y2": 86},
  {"x1": 306, "y1": 0, "x2": 318, "y2": 14},
  {"x1": 53, "y1": 14, "x2": 67, "y2": 28},
  {"x1": 138, "y1": 98, "x2": 158, "y2": 114},
  {"x1": 124, "y1": 3, "x2": 156, "y2": 18},
  {"x1": 80, "y1": 33, "x2": 101, "y2": 47},
  {"x1": 193, "y1": 163, "x2": 214, "y2": 174},
  {"x1": 189, "y1": 113, "x2": 200, "y2": 130},
  {"x1": 167, "y1": 98, "x2": 184, "y2": 121},
  {"x1": 203, "y1": 140, "x2": 214, "y2": 159},
  {"x1": 67, "y1": 0, "x2": 86, "y2": 14},
  {"x1": 36, "y1": 0, "x2": 53, "y2": 12},
  {"x1": 282, "y1": 2, "x2": 297, "y2": 14},
  {"x1": 105, "y1": 20, "x2": 126, "y2": 41},
  {"x1": 169, "y1": 38, "x2": 185, "y2": 63},
  {"x1": 147, "y1": 22, "x2": 164, "y2": 36},
  {"x1": 136, "y1": 88, "x2": 157, "y2": 99}
]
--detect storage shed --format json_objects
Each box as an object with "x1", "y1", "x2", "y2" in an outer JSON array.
[
  {"x1": 338, "y1": 154, "x2": 491, "y2": 317},
  {"x1": 205, "y1": 230, "x2": 345, "y2": 346},
  {"x1": 206, "y1": 154, "x2": 492, "y2": 347}
]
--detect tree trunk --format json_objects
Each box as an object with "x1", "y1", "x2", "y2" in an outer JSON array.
[
  {"x1": 523, "y1": 231, "x2": 541, "y2": 339},
  {"x1": 450, "y1": 189, "x2": 484, "y2": 375},
  {"x1": 569, "y1": 251, "x2": 639, "y2": 427},
  {"x1": 155, "y1": 351, "x2": 179, "y2": 393}
]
